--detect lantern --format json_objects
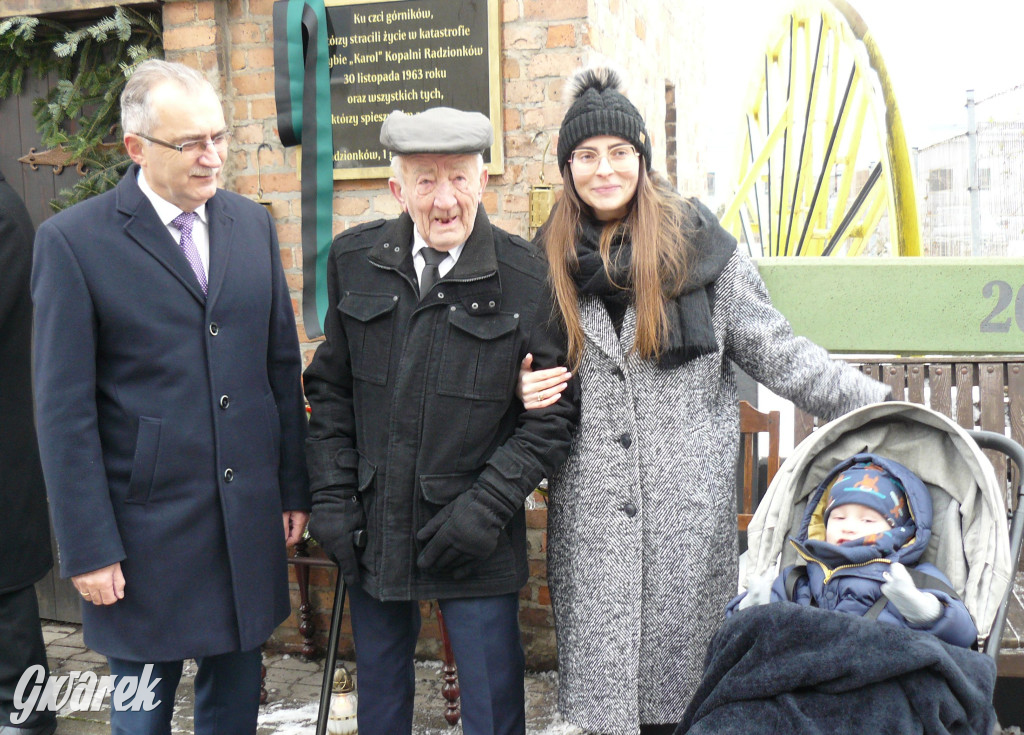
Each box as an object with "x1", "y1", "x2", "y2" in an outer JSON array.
[{"x1": 327, "y1": 666, "x2": 357, "y2": 735}]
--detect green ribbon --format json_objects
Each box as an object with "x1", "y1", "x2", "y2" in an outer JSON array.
[{"x1": 273, "y1": 0, "x2": 334, "y2": 338}]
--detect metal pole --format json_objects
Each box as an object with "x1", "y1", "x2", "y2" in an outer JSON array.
[{"x1": 966, "y1": 89, "x2": 983, "y2": 256}]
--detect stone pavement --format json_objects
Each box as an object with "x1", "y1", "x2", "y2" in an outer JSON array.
[{"x1": 39, "y1": 622, "x2": 581, "y2": 735}]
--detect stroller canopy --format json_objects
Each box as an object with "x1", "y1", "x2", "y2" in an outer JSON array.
[{"x1": 745, "y1": 401, "x2": 1012, "y2": 641}]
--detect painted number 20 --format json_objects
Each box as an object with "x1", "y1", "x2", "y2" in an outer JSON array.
[{"x1": 981, "y1": 281, "x2": 1024, "y2": 333}]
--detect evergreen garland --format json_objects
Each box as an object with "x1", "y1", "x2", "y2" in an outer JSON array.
[{"x1": 0, "y1": 7, "x2": 162, "y2": 210}]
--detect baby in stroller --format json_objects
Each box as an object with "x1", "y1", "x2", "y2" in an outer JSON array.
[
  {"x1": 726, "y1": 452, "x2": 977, "y2": 649},
  {"x1": 674, "y1": 402, "x2": 1010, "y2": 735}
]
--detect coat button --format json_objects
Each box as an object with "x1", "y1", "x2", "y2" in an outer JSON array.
[
  {"x1": 612, "y1": 367, "x2": 626, "y2": 381},
  {"x1": 209, "y1": 322, "x2": 219, "y2": 336},
  {"x1": 619, "y1": 433, "x2": 632, "y2": 448},
  {"x1": 219, "y1": 395, "x2": 230, "y2": 409},
  {"x1": 620, "y1": 501, "x2": 638, "y2": 517},
  {"x1": 224, "y1": 468, "x2": 234, "y2": 482}
]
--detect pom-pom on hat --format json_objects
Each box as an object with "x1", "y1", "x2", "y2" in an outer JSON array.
[{"x1": 556, "y1": 66, "x2": 652, "y2": 172}]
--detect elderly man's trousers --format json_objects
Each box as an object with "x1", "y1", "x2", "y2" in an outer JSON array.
[{"x1": 347, "y1": 583, "x2": 526, "y2": 735}]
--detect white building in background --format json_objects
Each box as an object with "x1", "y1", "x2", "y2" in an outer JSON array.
[{"x1": 916, "y1": 86, "x2": 1024, "y2": 257}]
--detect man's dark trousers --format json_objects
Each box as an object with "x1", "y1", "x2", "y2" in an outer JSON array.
[
  {"x1": 106, "y1": 647, "x2": 261, "y2": 735},
  {"x1": 0, "y1": 586, "x2": 56, "y2": 731},
  {"x1": 347, "y1": 584, "x2": 525, "y2": 735}
]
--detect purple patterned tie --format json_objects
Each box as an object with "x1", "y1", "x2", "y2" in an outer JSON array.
[{"x1": 171, "y1": 211, "x2": 207, "y2": 294}]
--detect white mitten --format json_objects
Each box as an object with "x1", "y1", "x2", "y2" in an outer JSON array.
[
  {"x1": 737, "y1": 572, "x2": 775, "y2": 611},
  {"x1": 881, "y1": 562, "x2": 942, "y2": 625}
]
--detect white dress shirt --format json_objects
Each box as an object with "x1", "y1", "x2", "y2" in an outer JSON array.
[
  {"x1": 137, "y1": 170, "x2": 210, "y2": 275},
  {"x1": 412, "y1": 228, "x2": 463, "y2": 289}
]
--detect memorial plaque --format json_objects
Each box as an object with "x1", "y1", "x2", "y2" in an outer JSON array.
[{"x1": 324, "y1": 0, "x2": 503, "y2": 179}]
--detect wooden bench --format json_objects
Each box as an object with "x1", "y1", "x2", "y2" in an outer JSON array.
[
  {"x1": 794, "y1": 355, "x2": 1024, "y2": 674},
  {"x1": 738, "y1": 400, "x2": 781, "y2": 533}
]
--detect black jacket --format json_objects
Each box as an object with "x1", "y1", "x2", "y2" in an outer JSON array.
[
  {"x1": 0, "y1": 168, "x2": 52, "y2": 593},
  {"x1": 304, "y1": 208, "x2": 578, "y2": 600}
]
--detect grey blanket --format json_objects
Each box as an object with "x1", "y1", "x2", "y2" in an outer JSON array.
[{"x1": 675, "y1": 603, "x2": 997, "y2": 735}]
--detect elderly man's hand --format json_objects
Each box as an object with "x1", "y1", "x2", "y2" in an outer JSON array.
[
  {"x1": 308, "y1": 487, "x2": 366, "y2": 585},
  {"x1": 73, "y1": 562, "x2": 126, "y2": 606},
  {"x1": 416, "y1": 489, "x2": 510, "y2": 579}
]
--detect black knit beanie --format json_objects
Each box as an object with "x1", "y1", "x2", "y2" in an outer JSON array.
[{"x1": 557, "y1": 67, "x2": 652, "y2": 172}]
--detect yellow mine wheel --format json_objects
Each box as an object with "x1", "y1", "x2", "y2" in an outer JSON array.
[{"x1": 721, "y1": 0, "x2": 920, "y2": 257}]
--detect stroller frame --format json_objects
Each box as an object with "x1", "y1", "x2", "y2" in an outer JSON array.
[{"x1": 970, "y1": 429, "x2": 1024, "y2": 662}]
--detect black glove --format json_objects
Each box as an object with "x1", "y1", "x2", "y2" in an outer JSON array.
[
  {"x1": 308, "y1": 485, "x2": 366, "y2": 585},
  {"x1": 415, "y1": 488, "x2": 513, "y2": 579}
]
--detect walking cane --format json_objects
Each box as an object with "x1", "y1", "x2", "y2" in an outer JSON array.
[
  {"x1": 316, "y1": 530, "x2": 364, "y2": 735},
  {"x1": 316, "y1": 569, "x2": 346, "y2": 735}
]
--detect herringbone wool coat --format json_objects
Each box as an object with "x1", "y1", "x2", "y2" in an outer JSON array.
[{"x1": 546, "y1": 243, "x2": 890, "y2": 734}]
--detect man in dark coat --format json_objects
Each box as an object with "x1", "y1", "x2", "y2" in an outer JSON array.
[
  {"x1": 0, "y1": 168, "x2": 56, "y2": 735},
  {"x1": 31, "y1": 60, "x2": 309, "y2": 734},
  {"x1": 303, "y1": 108, "x2": 578, "y2": 735}
]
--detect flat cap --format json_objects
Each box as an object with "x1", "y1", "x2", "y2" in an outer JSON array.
[{"x1": 380, "y1": 107, "x2": 493, "y2": 155}]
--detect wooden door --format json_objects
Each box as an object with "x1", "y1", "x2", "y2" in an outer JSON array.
[{"x1": 1, "y1": 71, "x2": 86, "y2": 624}]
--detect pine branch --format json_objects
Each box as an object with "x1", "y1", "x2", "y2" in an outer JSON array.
[
  {"x1": 1, "y1": 7, "x2": 163, "y2": 209},
  {"x1": 51, "y1": 155, "x2": 132, "y2": 212}
]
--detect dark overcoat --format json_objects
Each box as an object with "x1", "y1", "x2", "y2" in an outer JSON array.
[
  {"x1": 31, "y1": 165, "x2": 309, "y2": 661},
  {"x1": 0, "y1": 168, "x2": 52, "y2": 593},
  {"x1": 304, "y1": 210, "x2": 578, "y2": 601}
]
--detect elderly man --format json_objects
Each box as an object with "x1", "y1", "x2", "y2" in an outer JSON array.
[
  {"x1": 303, "y1": 108, "x2": 578, "y2": 735},
  {"x1": 31, "y1": 60, "x2": 309, "y2": 734}
]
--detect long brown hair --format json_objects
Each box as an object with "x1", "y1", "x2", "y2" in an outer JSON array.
[{"x1": 542, "y1": 165, "x2": 694, "y2": 368}]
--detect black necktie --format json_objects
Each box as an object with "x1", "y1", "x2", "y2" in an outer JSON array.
[{"x1": 419, "y1": 247, "x2": 447, "y2": 298}]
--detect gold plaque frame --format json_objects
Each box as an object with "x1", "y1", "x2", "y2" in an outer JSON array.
[{"x1": 320, "y1": 0, "x2": 504, "y2": 180}]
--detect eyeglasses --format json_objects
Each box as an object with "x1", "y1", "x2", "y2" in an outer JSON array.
[
  {"x1": 569, "y1": 145, "x2": 639, "y2": 174},
  {"x1": 135, "y1": 131, "x2": 231, "y2": 155}
]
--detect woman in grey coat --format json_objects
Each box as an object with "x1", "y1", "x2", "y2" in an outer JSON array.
[{"x1": 521, "y1": 68, "x2": 890, "y2": 735}]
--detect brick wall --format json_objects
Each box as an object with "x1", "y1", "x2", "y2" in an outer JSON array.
[{"x1": 17, "y1": 0, "x2": 707, "y2": 670}]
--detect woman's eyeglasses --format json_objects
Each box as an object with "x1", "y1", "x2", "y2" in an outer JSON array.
[{"x1": 569, "y1": 145, "x2": 639, "y2": 174}]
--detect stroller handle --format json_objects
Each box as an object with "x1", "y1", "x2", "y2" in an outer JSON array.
[{"x1": 967, "y1": 429, "x2": 1024, "y2": 660}]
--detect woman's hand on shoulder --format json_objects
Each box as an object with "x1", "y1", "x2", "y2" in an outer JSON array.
[{"x1": 518, "y1": 353, "x2": 571, "y2": 410}]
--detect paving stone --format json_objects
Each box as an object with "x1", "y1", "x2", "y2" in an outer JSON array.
[
  {"x1": 68, "y1": 649, "x2": 107, "y2": 664},
  {"x1": 298, "y1": 669, "x2": 328, "y2": 687},
  {"x1": 42, "y1": 627, "x2": 77, "y2": 645},
  {"x1": 286, "y1": 682, "x2": 323, "y2": 701},
  {"x1": 42, "y1": 622, "x2": 572, "y2": 734},
  {"x1": 263, "y1": 665, "x2": 311, "y2": 685},
  {"x1": 45, "y1": 644, "x2": 84, "y2": 660},
  {"x1": 61, "y1": 630, "x2": 87, "y2": 647},
  {"x1": 266, "y1": 653, "x2": 321, "y2": 671}
]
